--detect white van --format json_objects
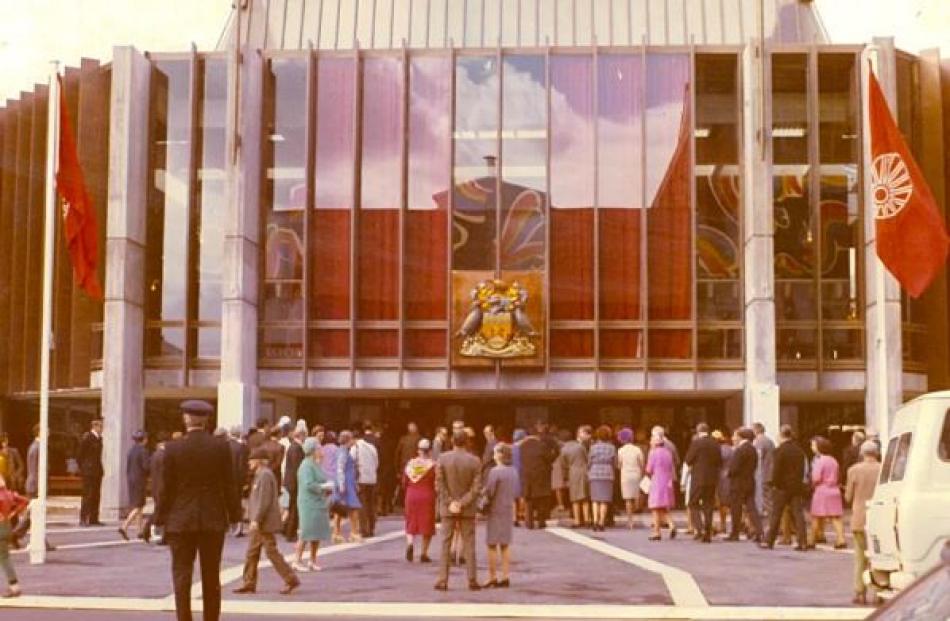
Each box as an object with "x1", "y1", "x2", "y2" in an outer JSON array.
[{"x1": 864, "y1": 391, "x2": 950, "y2": 597}]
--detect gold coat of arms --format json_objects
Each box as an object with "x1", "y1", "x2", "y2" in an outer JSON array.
[{"x1": 456, "y1": 279, "x2": 537, "y2": 358}]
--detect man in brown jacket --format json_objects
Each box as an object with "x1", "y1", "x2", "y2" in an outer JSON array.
[
  {"x1": 233, "y1": 449, "x2": 299, "y2": 596},
  {"x1": 434, "y1": 431, "x2": 482, "y2": 591},
  {"x1": 845, "y1": 440, "x2": 881, "y2": 605}
]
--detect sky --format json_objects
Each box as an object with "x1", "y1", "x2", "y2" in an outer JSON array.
[{"x1": 0, "y1": 0, "x2": 948, "y2": 102}]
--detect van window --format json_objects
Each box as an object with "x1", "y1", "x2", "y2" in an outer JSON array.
[
  {"x1": 880, "y1": 436, "x2": 899, "y2": 483},
  {"x1": 890, "y1": 433, "x2": 913, "y2": 482},
  {"x1": 940, "y1": 410, "x2": 950, "y2": 462}
]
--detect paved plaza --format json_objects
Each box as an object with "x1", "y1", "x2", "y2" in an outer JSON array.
[{"x1": 0, "y1": 512, "x2": 873, "y2": 620}]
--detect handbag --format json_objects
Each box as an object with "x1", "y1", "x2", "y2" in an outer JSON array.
[{"x1": 639, "y1": 475, "x2": 652, "y2": 495}]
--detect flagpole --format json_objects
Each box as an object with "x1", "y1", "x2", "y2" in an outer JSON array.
[
  {"x1": 30, "y1": 60, "x2": 60, "y2": 565},
  {"x1": 862, "y1": 47, "x2": 891, "y2": 445}
]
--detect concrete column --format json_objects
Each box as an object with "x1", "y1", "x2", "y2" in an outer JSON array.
[
  {"x1": 100, "y1": 46, "x2": 150, "y2": 520},
  {"x1": 741, "y1": 42, "x2": 780, "y2": 434},
  {"x1": 864, "y1": 38, "x2": 904, "y2": 443},
  {"x1": 217, "y1": 36, "x2": 263, "y2": 431}
]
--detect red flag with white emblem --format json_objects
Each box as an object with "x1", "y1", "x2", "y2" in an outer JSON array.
[
  {"x1": 56, "y1": 74, "x2": 102, "y2": 299},
  {"x1": 869, "y1": 71, "x2": 949, "y2": 298}
]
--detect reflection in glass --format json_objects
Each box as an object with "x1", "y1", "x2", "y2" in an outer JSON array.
[
  {"x1": 261, "y1": 58, "x2": 306, "y2": 360},
  {"x1": 309, "y1": 57, "x2": 356, "y2": 361},
  {"x1": 550, "y1": 55, "x2": 594, "y2": 359},
  {"x1": 646, "y1": 54, "x2": 691, "y2": 359},
  {"x1": 145, "y1": 59, "x2": 191, "y2": 360},
  {"x1": 695, "y1": 55, "x2": 741, "y2": 327},
  {"x1": 358, "y1": 57, "x2": 402, "y2": 358},
  {"x1": 191, "y1": 58, "x2": 227, "y2": 359},
  {"x1": 453, "y1": 56, "x2": 498, "y2": 272},
  {"x1": 818, "y1": 54, "x2": 861, "y2": 361},
  {"x1": 406, "y1": 56, "x2": 451, "y2": 359},
  {"x1": 772, "y1": 53, "x2": 815, "y2": 364},
  {"x1": 598, "y1": 54, "x2": 642, "y2": 360},
  {"x1": 500, "y1": 55, "x2": 546, "y2": 272}
]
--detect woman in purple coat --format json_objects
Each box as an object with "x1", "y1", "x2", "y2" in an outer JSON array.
[
  {"x1": 809, "y1": 436, "x2": 846, "y2": 549},
  {"x1": 644, "y1": 430, "x2": 677, "y2": 541}
]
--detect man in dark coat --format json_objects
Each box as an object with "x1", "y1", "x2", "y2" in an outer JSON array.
[
  {"x1": 78, "y1": 418, "x2": 105, "y2": 526},
  {"x1": 282, "y1": 430, "x2": 306, "y2": 541},
  {"x1": 228, "y1": 426, "x2": 250, "y2": 537},
  {"x1": 395, "y1": 422, "x2": 421, "y2": 507},
  {"x1": 684, "y1": 422, "x2": 721, "y2": 543},
  {"x1": 518, "y1": 422, "x2": 557, "y2": 530},
  {"x1": 155, "y1": 401, "x2": 240, "y2": 621},
  {"x1": 726, "y1": 427, "x2": 762, "y2": 542},
  {"x1": 376, "y1": 422, "x2": 397, "y2": 516},
  {"x1": 760, "y1": 424, "x2": 808, "y2": 551}
]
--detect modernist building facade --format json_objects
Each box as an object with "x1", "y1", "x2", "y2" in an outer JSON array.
[{"x1": 0, "y1": 0, "x2": 949, "y2": 515}]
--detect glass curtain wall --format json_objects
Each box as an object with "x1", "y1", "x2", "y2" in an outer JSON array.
[
  {"x1": 357, "y1": 57, "x2": 403, "y2": 361},
  {"x1": 190, "y1": 57, "x2": 227, "y2": 362},
  {"x1": 695, "y1": 54, "x2": 741, "y2": 362},
  {"x1": 405, "y1": 56, "x2": 451, "y2": 364},
  {"x1": 257, "y1": 49, "x2": 743, "y2": 373},
  {"x1": 260, "y1": 58, "x2": 307, "y2": 363},
  {"x1": 550, "y1": 54, "x2": 595, "y2": 363},
  {"x1": 145, "y1": 59, "x2": 192, "y2": 364},
  {"x1": 646, "y1": 53, "x2": 692, "y2": 362},
  {"x1": 309, "y1": 57, "x2": 356, "y2": 365},
  {"x1": 895, "y1": 55, "x2": 927, "y2": 370},
  {"x1": 772, "y1": 51, "x2": 864, "y2": 368},
  {"x1": 598, "y1": 53, "x2": 643, "y2": 364}
]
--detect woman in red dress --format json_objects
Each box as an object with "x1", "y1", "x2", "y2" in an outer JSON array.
[{"x1": 402, "y1": 438, "x2": 436, "y2": 563}]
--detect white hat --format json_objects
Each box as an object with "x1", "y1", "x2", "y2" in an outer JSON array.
[
  {"x1": 278, "y1": 415, "x2": 292, "y2": 428},
  {"x1": 417, "y1": 438, "x2": 431, "y2": 450}
]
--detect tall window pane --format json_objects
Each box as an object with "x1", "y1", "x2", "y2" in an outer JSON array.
[
  {"x1": 309, "y1": 58, "x2": 355, "y2": 363},
  {"x1": 772, "y1": 53, "x2": 816, "y2": 363},
  {"x1": 598, "y1": 54, "x2": 643, "y2": 361},
  {"x1": 646, "y1": 53, "x2": 691, "y2": 360},
  {"x1": 501, "y1": 54, "x2": 546, "y2": 366},
  {"x1": 261, "y1": 58, "x2": 306, "y2": 362},
  {"x1": 550, "y1": 54, "x2": 594, "y2": 360},
  {"x1": 406, "y1": 56, "x2": 451, "y2": 361},
  {"x1": 145, "y1": 59, "x2": 191, "y2": 361},
  {"x1": 451, "y1": 55, "x2": 498, "y2": 367},
  {"x1": 695, "y1": 54, "x2": 741, "y2": 361},
  {"x1": 818, "y1": 53, "x2": 861, "y2": 362},
  {"x1": 191, "y1": 58, "x2": 227, "y2": 360},
  {"x1": 357, "y1": 57, "x2": 402, "y2": 359}
]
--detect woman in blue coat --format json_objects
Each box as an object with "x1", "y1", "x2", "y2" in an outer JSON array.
[{"x1": 292, "y1": 438, "x2": 332, "y2": 572}]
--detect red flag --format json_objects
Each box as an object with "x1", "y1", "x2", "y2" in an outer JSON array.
[
  {"x1": 869, "y1": 71, "x2": 949, "y2": 298},
  {"x1": 56, "y1": 75, "x2": 102, "y2": 299}
]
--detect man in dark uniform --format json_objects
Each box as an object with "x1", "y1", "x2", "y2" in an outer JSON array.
[
  {"x1": 155, "y1": 401, "x2": 240, "y2": 621},
  {"x1": 78, "y1": 418, "x2": 104, "y2": 526},
  {"x1": 684, "y1": 422, "x2": 722, "y2": 543}
]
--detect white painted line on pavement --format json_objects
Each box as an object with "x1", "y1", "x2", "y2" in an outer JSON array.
[
  {"x1": 192, "y1": 529, "x2": 407, "y2": 597},
  {"x1": 0, "y1": 596, "x2": 873, "y2": 619},
  {"x1": 47, "y1": 525, "x2": 118, "y2": 534},
  {"x1": 11, "y1": 539, "x2": 138, "y2": 555},
  {"x1": 546, "y1": 526, "x2": 708, "y2": 608}
]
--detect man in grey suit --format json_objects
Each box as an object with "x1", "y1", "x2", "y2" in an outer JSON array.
[{"x1": 434, "y1": 431, "x2": 482, "y2": 591}]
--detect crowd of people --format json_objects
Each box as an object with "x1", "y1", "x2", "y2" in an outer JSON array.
[{"x1": 0, "y1": 403, "x2": 883, "y2": 612}]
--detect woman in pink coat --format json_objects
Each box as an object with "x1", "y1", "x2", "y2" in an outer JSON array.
[
  {"x1": 809, "y1": 436, "x2": 846, "y2": 549},
  {"x1": 644, "y1": 430, "x2": 677, "y2": 541}
]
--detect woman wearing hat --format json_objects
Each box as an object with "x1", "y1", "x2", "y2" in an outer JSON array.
[
  {"x1": 617, "y1": 428, "x2": 644, "y2": 530},
  {"x1": 119, "y1": 430, "x2": 150, "y2": 542},
  {"x1": 402, "y1": 438, "x2": 436, "y2": 562},
  {"x1": 292, "y1": 438, "x2": 332, "y2": 572}
]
